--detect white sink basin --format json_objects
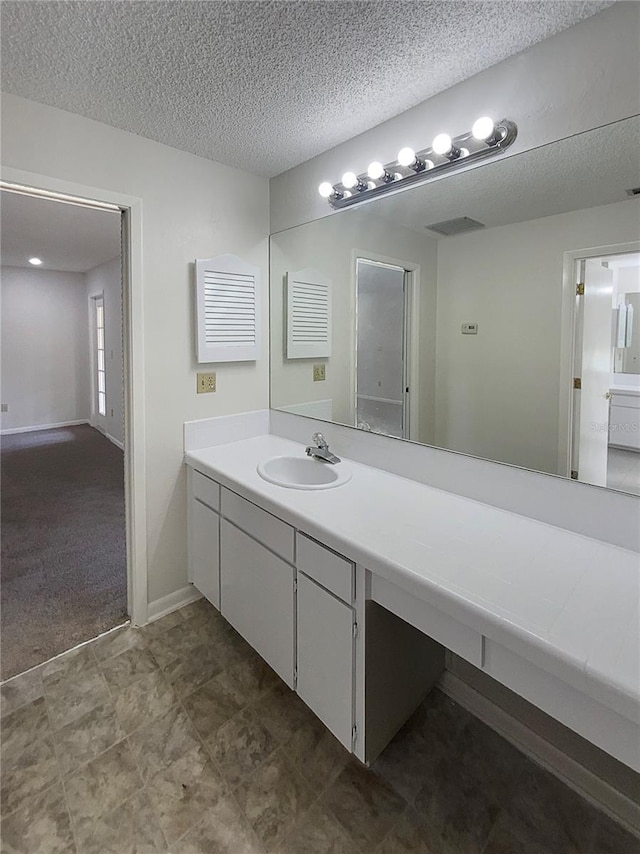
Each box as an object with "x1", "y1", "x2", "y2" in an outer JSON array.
[{"x1": 257, "y1": 455, "x2": 351, "y2": 490}]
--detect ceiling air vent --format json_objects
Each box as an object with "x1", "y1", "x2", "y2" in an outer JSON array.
[
  {"x1": 626, "y1": 187, "x2": 640, "y2": 197},
  {"x1": 425, "y1": 217, "x2": 486, "y2": 236}
]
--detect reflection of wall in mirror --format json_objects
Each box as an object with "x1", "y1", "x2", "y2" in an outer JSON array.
[
  {"x1": 613, "y1": 265, "x2": 640, "y2": 375},
  {"x1": 435, "y1": 198, "x2": 639, "y2": 475},
  {"x1": 272, "y1": 197, "x2": 639, "y2": 478},
  {"x1": 270, "y1": 212, "x2": 438, "y2": 440}
]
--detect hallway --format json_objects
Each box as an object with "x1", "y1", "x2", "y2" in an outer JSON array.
[{"x1": 1, "y1": 425, "x2": 127, "y2": 679}]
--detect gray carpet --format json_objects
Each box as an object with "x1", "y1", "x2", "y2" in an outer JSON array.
[{"x1": 1, "y1": 424, "x2": 128, "y2": 680}]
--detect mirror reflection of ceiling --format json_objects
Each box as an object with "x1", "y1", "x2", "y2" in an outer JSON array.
[
  {"x1": 0, "y1": 191, "x2": 121, "y2": 272},
  {"x1": 345, "y1": 117, "x2": 640, "y2": 237}
]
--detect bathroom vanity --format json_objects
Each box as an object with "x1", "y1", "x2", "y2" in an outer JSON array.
[{"x1": 185, "y1": 425, "x2": 640, "y2": 774}]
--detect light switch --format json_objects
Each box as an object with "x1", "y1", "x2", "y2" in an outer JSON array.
[
  {"x1": 313, "y1": 364, "x2": 326, "y2": 382},
  {"x1": 462, "y1": 323, "x2": 478, "y2": 335},
  {"x1": 197, "y1": 372, "x2": 217, "y2": 393},
  {"x1": 1, "y1": 403, "x2": 7, "y2": 412}
]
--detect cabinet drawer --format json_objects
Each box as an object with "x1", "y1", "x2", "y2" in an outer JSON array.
[
  {"x1": 192, "y1": 469, "x2": 220, "y2": 512},
  {"x1": 221, "y1": 488, "x2": 294, "y2": 563},
  {"x1": 610, "y1": 393, "x2": 640, "y2": 410},
  {"x1": 296, "y1": 533, "x2": 354, "y2": 603}
]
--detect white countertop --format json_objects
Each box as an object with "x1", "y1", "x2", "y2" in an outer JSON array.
[{"x1": 185, "y1": 434, "x2": 640, "y2": 725}]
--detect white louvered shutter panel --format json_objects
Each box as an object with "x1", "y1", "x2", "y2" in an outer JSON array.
[
  {"x1": 286, "y1": 269, "x2": 332, "y2": 359},
  {"x1": 196, "y1": 254, "x2": 261, "y2": 363}
]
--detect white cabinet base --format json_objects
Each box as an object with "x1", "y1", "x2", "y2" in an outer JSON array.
[{"x1": 361, "y1": 600, "x2": 445, "y2": 764}]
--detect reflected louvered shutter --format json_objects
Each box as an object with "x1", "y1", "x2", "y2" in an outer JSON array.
[
  {"x1": 196, "y1": 254, "x2": 261, "y2": 363},
  {"x1": 286, "y1": 269, "x2": 332, "y2": 359}
]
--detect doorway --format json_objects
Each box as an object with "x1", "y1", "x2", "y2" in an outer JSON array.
[
  {"x1": 0, "y1": 180, "x2": 140, "y2": 679},
  {"x1": 570, "y1": 248, "x2": 640, "y2": 494},
  {"x1": 355, "y1": 258, "x2": 412, "y2": 439}
]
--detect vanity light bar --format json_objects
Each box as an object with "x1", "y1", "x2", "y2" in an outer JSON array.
[{"x1": 319, "y1": 118, "x2": 517, "y2": 209}]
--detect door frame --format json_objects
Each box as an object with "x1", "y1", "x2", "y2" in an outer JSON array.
[
  {"x1": 351, "y1": 249, "x2": 421, "y2": 441},
  {"x1": 559, "y1": 240, "x2": 640, "y2": 479},
  {"x1": 1, "y1": 167, "x2": 147, "y2": 626}
]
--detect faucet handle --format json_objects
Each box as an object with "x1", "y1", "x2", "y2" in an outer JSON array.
[{"x1": 312, "y1": 432, "x2": 328, "y2": 449}]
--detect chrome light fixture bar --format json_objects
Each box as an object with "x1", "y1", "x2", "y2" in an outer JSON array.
[{"x1": 319, "y1": 118, "x2": 517, "y2": 209}]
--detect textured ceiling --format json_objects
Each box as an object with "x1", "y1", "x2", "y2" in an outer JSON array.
[
  {"x1": 1, "y1": 192, "x2": 121, "y2": 272},
  {"x1": 1, "y1": 1, "x2": 614, "y2": 177}
]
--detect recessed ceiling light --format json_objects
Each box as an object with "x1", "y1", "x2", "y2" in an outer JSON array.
[{"x1": 29, "y1": 257, "x2": 43, "y2": 265}]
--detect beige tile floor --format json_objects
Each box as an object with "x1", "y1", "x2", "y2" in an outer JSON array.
[{"x1": 1, "y1": 599, "x2": 639, "y2": 853}]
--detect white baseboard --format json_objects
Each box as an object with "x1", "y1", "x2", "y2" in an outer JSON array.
[
  {"x1": 106, "y1": 433, "x2": 124, "y2": 451},
  {"x1": 437, "y1": 670, "x2": 640, "y2": 837},
  {"x1": 146, "y1": 585, "x2": 202, "y2": 624},
  {"x1": 1, "y1": 419, "x2": 89, "y2": 436}
]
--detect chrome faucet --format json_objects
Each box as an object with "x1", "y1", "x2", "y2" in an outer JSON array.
[{"x1": 305, "y1": 432, "x2": 341, "y2": 464}]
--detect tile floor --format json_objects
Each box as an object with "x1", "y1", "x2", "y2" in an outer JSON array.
[{"x1": 1, "y1": 599, "x2": 639, "y2": 853}]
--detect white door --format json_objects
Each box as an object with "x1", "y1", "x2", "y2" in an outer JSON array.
[
  {"x1": 188, "y1": 497, "x2": 220, "y2": 609},
  {"x1": 355, "y1": 259, "x2": 409, "y2": 438},
  {"x1": 296, "y1": 572, "x2": 354, "y2": 750},
  {"x1": 92, "y1": 295, "x2": 107, "y2": 433},
  {"x1": 219, "y1": 520, "x2": 295, "y2": 687},
  {"x1": 577, "y1": 259, "x2": 614, "y2": 486}
]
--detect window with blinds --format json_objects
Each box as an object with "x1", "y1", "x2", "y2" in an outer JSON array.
[
  {"x1": 286, "y1": 269, "x2": 332, "y2": 359},
  {"x1": 195, "y1": 254, "x2": 261, "y2": 363}
]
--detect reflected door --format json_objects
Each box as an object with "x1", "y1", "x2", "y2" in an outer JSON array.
[
  {"x1": 356, "y1": 259, "x2": 408, "y2": 438},
  {"x1": 577, "y1": 259, "x2": 614, "y2": 486}
]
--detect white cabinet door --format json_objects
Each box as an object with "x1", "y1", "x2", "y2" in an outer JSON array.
[
  {"x1": 188, "y1": 496, "x2": 220, "y2": 609},
  {"x1": 296, "y1": 572, "x2": 354, "y2": 750},
  {"x1": 220, "y1": 520, "x2": 295, "y2": 688}
]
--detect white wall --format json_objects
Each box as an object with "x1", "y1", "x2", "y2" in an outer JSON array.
[
  {"x1": 435, "y1": 199, "x2": 640, "y2": 475},
  {"x1": 270, "y1": 210, "x2": 438, "y2": 440},
  {"x1": 86, "y1": 257, "x2": 124, "y2": 444},
  {"x1": 1, "y1": 93, "x2": 270, "y2": 607},
  {"x1": 270, "y1": 3, "x2": 640, "y2": 232},
  {"x1": 1, "y1": 265, "x2": 90, "y2": 431}
]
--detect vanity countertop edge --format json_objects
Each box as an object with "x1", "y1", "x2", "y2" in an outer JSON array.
[{"x1": 184, "y1": 433, "x2": 640, "y2": 728}]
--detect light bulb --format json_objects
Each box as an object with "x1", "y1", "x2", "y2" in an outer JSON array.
[
  {"x1": 342, "y1": 171, "x2": 358, "y2": 189},
  {"x1": 367, "y1": 161, "x2": 385, "y2": 180},
  {"x1": 397, "y1": 147, "x2": 416, "y2": 167},
  {"x1": 432, "y1": 133, "x2": 453, "y2": 155},
  {"x1": 29, "y1": 257, "x2": 42, "y2": 265},
  {"x1": 472, "y1": 116, "x2": 495, "y2": 141},
  {"x1": 318, "y1": 182, "x2": 334, "y2": 198}
]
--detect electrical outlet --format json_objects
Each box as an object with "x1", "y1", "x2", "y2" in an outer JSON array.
[
  {"x1": 197, "y1": 372, "x2": 216, "y2": 394},
  {"x1": 313, "y1": 364, "x2": 326, "y2": 382},
  {"x1": 1, "y1": 403, "x2": 7, "y2": 412}
]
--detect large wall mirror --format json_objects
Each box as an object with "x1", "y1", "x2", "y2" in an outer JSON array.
[{"x1": 270, "y1": 116, "x2": 640, "y2": 495}]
